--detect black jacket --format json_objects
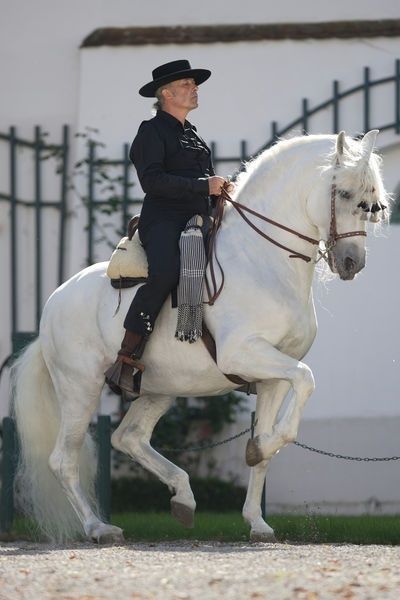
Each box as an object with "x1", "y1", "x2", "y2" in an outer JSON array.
[{"x1": 130, "y1": 110, "x2": 215, "y2": 228}]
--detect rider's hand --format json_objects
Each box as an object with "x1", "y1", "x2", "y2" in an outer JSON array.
[{"x1": 208, "y1": 176, "x2": 226, "y2": 195}]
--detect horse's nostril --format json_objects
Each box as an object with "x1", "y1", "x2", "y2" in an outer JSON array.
[{"x1": 344, "y1": 256, "x2": 356, "y2": 271}]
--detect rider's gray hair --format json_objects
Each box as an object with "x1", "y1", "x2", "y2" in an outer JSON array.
[{"x1": 152, "y1": 85, "x2": 167, "y2": 112}]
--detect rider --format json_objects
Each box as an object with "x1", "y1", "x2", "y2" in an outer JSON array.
[{"x1": 105, "y1": 59, "x2": 228, "y2": 395}]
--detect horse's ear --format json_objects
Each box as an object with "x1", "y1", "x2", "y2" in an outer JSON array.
[
  {"x1": 361, "y1": 129, "x2": 379, "y2": 161},
  {"x1": 335, "y1": 130, "x2": 347, "y2": 158}
]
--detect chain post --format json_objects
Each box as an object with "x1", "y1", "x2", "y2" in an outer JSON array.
[
  {"x1": 251, "y1": 411, "x2": 256, "y2": 439},
  {"x1": 96, "y1": 415, "x2": 111, "y2": 522},
  {"x1": 0, "y1": 417, "x2": 19, "y2": 533}
]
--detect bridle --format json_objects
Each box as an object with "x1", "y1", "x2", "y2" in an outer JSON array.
[
  {"x1": 205, "y1": 172, "x2": 367, "y2": 305},
  {"x1": 323, "y1": 171, "x2": 367, "y2": 259}
]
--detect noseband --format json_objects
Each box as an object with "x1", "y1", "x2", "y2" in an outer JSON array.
[
  {"x1": 206, "y1": 175, "x2": 367, "y2": 305},
  {"x1": 322, "y1": 172, "x2": 367, "y2": 261}
]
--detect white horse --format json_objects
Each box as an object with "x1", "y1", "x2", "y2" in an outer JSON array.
[{"x1": 12, "y1": 130, "x2": 388, "y2": 543}]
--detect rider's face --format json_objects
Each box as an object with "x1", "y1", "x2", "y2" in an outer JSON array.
[{"x1": 165, "y1": 78, "x2": 199, "y2": 111}]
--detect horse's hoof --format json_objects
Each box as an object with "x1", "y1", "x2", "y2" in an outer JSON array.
[
  {"x1": 250, "y1": 530, "x2": 277, "y2": 543},
  {"x1": 170, "y1": 499, "x2": 195, "y2": 528},
  {"x1": 246, "y1": 437, "x2": 264, "y2": 466},
  {"x1": 89, "y1": 524, "x2": 125, "y2": 544}
]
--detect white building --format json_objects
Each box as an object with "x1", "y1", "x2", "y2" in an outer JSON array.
[{"x1": 1, "y1": 0, "x2": 400, "y2": 514}]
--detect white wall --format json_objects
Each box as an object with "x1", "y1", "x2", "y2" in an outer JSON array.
[
  {"x1": 77, "y1": 38, "x2": 400, "y2": 159},
  {"x1": 1, "y1": 0, "x2": 399, "y2": 134}
]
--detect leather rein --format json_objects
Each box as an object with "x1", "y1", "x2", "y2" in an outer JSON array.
[{"x1": 205, "y1": 174, "x2": 367, "y2": 305}]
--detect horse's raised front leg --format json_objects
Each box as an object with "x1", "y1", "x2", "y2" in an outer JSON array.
[
  {"x1": 111, "y1": 394, "x2": 196, "y2": 528},
  {"x1": 242, "y1": 380, "x2": 291, "y2": 542},
  {"x1": 47, "y1": 372, "x2": 124, "y2": 543},
  {"x1": 218, "y1": 335, "x2": 315, "y2": 464}
]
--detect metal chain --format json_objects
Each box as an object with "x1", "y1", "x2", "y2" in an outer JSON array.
[
  {"x1": 293, "y1": 440, "x2": 400, "y2": 462},
  {"x1": 155, "y1": 425, "x2": 253, "y2": 454},
  {"x1": 100, "y1": 414, "x2": 400, "y2": 461},
  {"x1": 2, "y1": 415, "x2": 398, "y2": 461},
  {"x1": 155, "y1": 431, "x2": 400, "y2": 461}
]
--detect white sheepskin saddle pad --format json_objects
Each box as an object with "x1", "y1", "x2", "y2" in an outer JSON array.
[{"x1": 106, "y1": 234, "x2": 148, "y2": 280}]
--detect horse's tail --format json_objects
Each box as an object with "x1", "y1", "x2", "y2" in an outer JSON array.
[{"x1": 12, "y1": 339, "x2": 97, "y2": 542}]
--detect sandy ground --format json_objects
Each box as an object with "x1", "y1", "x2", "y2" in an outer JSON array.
[{"x1": 1, "y1": 540, "x2": 400, "y2": 599}]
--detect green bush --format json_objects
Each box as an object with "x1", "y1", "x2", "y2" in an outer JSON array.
[{"x1": 111, "y1": 476, "x2": 246, "y2": 513}]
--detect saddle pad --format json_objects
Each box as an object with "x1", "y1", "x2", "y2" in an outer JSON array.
[
  {"x1": 107, "y1": 215, "x2": 213, "y2": 282},
  {"x1": 106, "y1": 235, "x2": 148, "y2": 280}
]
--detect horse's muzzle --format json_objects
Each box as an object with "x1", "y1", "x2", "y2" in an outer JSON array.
[{"x1": 328, "y1": 239, "x2": 366, "y2": 280}]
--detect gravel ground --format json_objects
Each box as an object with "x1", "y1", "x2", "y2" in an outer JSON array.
[{"x1": 1, "y1": 541, "x2": 400, "y2": 599}]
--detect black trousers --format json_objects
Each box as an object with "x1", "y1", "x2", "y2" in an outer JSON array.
[{"x1": 124, "y1": 216, "x2": 192, "y2": 336}]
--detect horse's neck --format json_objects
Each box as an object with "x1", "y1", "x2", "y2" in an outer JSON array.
[
  {"x1": 219, "y1": 152, "x2": 321, "y2": 304},
  {"x1": 237, "y1": 145, "x2": 321, "y2": 234}
]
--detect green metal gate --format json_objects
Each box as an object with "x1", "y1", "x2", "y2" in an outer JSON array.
[{"x1": 0, "y1": 125, "x2": 69, "y2": 354}]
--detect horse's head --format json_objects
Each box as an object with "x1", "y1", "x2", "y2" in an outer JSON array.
[{"x1": 308, "y1": 130, "x2": 388, "y2": 280}]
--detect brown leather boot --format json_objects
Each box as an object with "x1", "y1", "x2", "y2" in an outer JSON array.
[{"x1": 104, "y1": 330, "x2": 146, "y2": 396}]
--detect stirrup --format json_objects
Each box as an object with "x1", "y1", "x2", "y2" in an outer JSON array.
[{"x1": 104, "y1": 356, "x2": 145, "y2": 397}]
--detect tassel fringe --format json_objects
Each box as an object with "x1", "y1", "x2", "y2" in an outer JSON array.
[{"x1": 175, "y1": 216, "x2": 207, "y2": 342}]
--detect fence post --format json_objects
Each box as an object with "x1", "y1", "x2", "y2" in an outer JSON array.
[
  {"x1": 0, "y1": 417, "x2": 18, "y2": 533},
  {"x1": 302, "y1": 98, "x2": 309, "y2": 133},
  {"x1": 96, "y1": 415, "x2": 111, "y2": 523},
  {"x1": 9, "y1": 126, "x2": 17, "y2": 338},
  {"x1": 363, "y1": 66, "x2": 370, "y2": 133},
  {"x1": 332, "y1": 80, "x2": 340, "y2": 134},
  {"x1": 122, "y1": 143, "x2": 130, "y2": 233},
  {"x1": 58, "y1": 124, "x2": 69, "y2": 286},
  {"x1": 271, "y1": 120, "x2": 279, "y2": 146},
  {"x1": 34, "y1": 125, "x2": 43, "y2": 330},
  {"x1": 87, "y1": 140, "x2": 95, "y2": 266},
  {"x1": 395, "y1": 59, "x2": 400, "y2": 135}
]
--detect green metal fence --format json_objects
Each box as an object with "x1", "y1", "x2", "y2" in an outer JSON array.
[
  {"x1": 85, "y1": 140, "x2": 140, "y2": 266},
  {"x1": 0, "y1": 125, "x2": 69, "y2": 343},
  {"x1": 258, "y1": 59, "x2": 400, "y2": 153},
  {"x1": 211, "y1": 59, "x2": 400, "y2": 220}
]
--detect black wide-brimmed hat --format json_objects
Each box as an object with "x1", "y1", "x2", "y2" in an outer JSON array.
[{"x1": 139, "y1": 59, "x2": 211, "y2": 98}]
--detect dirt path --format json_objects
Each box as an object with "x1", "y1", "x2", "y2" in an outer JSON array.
[{"x1": 1, "y1": 540, "x2": 399, "y2": 599}]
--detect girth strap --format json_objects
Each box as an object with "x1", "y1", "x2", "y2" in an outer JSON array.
[{"x1": 201, "y1": 320, "x2": 252, "y2": 390}]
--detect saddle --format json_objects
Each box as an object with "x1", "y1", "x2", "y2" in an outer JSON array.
[
  {"x1": 106, "y1": 216, "x2": 149, "y2": 289},
  {"x1": 107, "y1": 215, "x2": 212, "y2": 306},
  {"x1": 106, "y1": 214, "x2": 256, "y2": 395}
]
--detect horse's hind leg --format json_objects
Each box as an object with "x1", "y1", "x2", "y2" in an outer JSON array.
[
  {"x1": 243, "y1": 380, "x2": 291, "y2": 542},
  {"x1": 112, "y1": 394, "x2": 196, "y2": 528},
  {"x1": 48, "y1": 373, "x2": 124, "y2": 543}
]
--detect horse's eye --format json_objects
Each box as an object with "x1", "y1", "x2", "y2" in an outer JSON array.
[{"x1": 338, "y1": 189, "x2": 352, "y2": 200}]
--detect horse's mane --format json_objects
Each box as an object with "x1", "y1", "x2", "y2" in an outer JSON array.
[
  {"x1": 234, "y1": 134, "x2": 333, "y2": 197},
  {"x1": 233, "y1": 133, "x2": 391, "y2": 218},
  {"x1": 230, "y1": 133, "x2": 391, "y2": 285}
]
